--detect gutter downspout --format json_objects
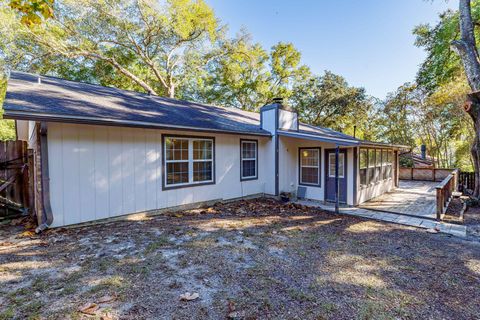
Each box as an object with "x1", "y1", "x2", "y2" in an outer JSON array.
[{"x1": 35, "y1": 122, "x2": 53, "y2": 233}]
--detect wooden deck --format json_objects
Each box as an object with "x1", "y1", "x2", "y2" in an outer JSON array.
[{"x1": 359, "y1": 180, "x2": 437, "y2": 219}]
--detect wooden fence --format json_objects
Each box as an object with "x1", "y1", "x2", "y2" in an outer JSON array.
[
  {"x1": 0, "y1": 141, "x2": 32, "y2": 219},
  {"x1": 458, "y1": 171, "x2": 475, "y2": 191},
  {"x1": 399, "y1": 167, "x2": 456, "y2": 182}
]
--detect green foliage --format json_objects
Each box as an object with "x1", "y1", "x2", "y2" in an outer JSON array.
[
  {"x1": 399, "y1": 156, "x2": 414, "y2": 168},
  {"x1": 0, "y1": 78, "x2": 16, "y2": 141},
  {"x1": 413, "y1": 1, "x2": 480, "y2": 90},
  {"x1": 9, "y1": 0, "x2": 54, "y2": 26},
  {"x1": 290, "y1": 71, "x2": 372, "y2": 135}
]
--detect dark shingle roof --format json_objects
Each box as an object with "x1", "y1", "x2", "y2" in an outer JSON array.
[
  {"x1": 2, "y1": 71, "x2": 406, "y2": 148},
  {"x1": 3, "y1": 71, "x2": 270, "y2": 136}
]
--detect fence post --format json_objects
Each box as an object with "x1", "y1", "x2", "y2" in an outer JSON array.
[{"x1": 436, "y1": 186, "x2": 443, "y2": 221}]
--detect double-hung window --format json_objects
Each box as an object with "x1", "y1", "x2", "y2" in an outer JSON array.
[
  {"x1": 240, "y1": 140, "x2": 258, "y2": 180},
  {"x1": 164, "y1": 136, "x2": 214, "y2": 188},
  {"x1": 299, "y1": 148, "x2": 320, "y2": 186}
]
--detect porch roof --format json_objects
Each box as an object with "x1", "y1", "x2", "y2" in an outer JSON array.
[
  {"x1": 277, "y1": 130, "x2": 359, "y2": 146},
  {"x1": 277, "y1": 130, "x2": 409, "y2": 149}
]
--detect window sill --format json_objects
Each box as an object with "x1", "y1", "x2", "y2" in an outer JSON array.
[
  {"x1": 162, "y1": 181, "x2": 215, "y2": 191},
  {"x1": 241, "y1": 176, "x2": 258, "y2": 182},
  {"x1": 299, "y1": 182, "x2": 321, "y2": 188}
]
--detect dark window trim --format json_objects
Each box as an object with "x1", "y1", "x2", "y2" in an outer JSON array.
[
  {"x1": 240, "y1": 139, "x2": 259, "y2": 181},
  {"x1": 161, "y1": 134, "x2": 216, "y2": 191},
  {"x1": 298, "y1": 147, "x2": 321, "y2": 187}
]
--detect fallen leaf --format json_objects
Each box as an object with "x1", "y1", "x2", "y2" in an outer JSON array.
[
  {"x1": 179, "y1": 292, "x2": 199, "y2": 301},
  {"x1": 78, "y1": 302, "x2": 99, "y2": 315},
  {"x1": 426, "y1": 228, "x2": 439, "y2": 234},
  {"x1": 101, "y1": 312, "x2": 114, "y2": 320},
  {"x1": 98, "y1": 294, "x2": 116, "y2": 304}
]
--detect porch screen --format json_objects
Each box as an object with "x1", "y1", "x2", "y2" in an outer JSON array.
[
  {"x1": 359, "y1": 149, "x2": 368, "y2": 186},
  {"x1": 299, "y1": 148, "x2": 320, "y2": 186}
]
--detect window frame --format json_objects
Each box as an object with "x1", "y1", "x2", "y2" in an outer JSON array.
[
  {"x1": 240, "y1": 139, "x2": 258, "y2": 181},
  {"x1": 162, "y1": 134, "x2": 216, "y2": 190},
  {"x1": 328, "y1": 152, "x2": 345, "y2": 178},
  {"x1": 298, "y1": 147, "x2": 321, "y2": 187}
]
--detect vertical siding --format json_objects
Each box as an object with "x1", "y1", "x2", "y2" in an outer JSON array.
[{"x1": 47, "y1": 123, "x2": 270, "y2": 227}]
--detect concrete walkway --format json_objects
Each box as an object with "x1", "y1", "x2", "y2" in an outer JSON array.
[{"x1": 297, "y1": 200, "x2": 467, "y2": 238}]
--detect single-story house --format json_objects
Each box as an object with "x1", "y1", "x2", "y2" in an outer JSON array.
[{"x1": 3, "y1": 71, "x2": 405, "y2": 228}]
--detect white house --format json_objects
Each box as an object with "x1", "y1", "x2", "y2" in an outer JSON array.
[{"x1": 4, "y1": 71, "x2": 404, "y2": 228}]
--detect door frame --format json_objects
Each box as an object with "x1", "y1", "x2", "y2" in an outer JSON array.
[{"x1": 324, "y1": 148, "x2": 348, "y2": 203}]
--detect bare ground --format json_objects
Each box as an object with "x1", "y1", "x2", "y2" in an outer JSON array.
[{"x1": 1, "y1": 199, "x2": 480, "y2": 320}]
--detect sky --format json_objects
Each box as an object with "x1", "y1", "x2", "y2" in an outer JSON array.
[{"x1": 205, "y1": 0, "x2": 457, "y2": 99}]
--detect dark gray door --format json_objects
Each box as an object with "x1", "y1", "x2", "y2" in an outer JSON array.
[{"x1": 325, "y1": 149, "x2": 347, "y2": 203}]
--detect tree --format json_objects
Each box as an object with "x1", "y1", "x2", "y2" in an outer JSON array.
[
  {"x1": 184, "y1": 32, "x2": 310, "y2": 111},
  {"x1": 9, "y1": 0, "x2": 54, "y2": 26},
  {"x1": 290, "y1": 71, "x2": 372, "y2": 136},
  {"x1": 5, "y1": 0, "x2": 219, "y2": 98},
  {"x1": 450, "y1": 0, "x2": 480, "y2": 197}
]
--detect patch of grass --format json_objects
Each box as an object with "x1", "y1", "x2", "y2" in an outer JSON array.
[
  {"x1": 89, "y1": 275, "x2": 128, "y2": 295},
  {"x1": 319, "y1": 301, "x2": 337, "y2": 314},
  {"x1": 143, "y1": 236, "x2": 172, "y2": 254},
  {"x1": 0, "y1": 307, "x2": 14, "y2": 320},
  {"x1": 357, "y1": 300, "x2": 393, "y2": 320},
  {"x1": 287, "y1": 288, "x2": 316, "y2": 302}
]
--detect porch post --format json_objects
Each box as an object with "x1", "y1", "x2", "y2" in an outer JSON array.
[{"x1": 335, "y1": 145, "x2": 340, "y2": 213}]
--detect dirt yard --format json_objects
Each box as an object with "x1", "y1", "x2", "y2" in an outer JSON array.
[{"x1": 1, "y1": 199, "x2": 480, "y2": 320}]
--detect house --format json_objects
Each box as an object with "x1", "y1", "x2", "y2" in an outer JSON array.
[{"x1": 3, "y1": 71, "x2": 405, "y2": 228}]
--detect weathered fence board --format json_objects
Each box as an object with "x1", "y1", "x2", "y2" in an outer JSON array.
[
  {"x1": 399, "y1": 167, "x2": 455, "y2": 182},
  {"x1": 0, "y1": 141, "x2": 32, "y2": 219},
  {"x1": 458, "y1": 171, "x2": 475, "y2": 191}
]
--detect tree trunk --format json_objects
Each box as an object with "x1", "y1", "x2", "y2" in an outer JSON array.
[
  {"x1": 451, "y1": 0, "x2": 480, "y2": 197},
  {"x1": 466, "y1": 92, "x2": 480, "y2": 196}
]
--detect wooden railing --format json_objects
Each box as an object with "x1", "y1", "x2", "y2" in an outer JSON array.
[{"x1": 435, "y1": 169, "x2": 458, "y2": 221}]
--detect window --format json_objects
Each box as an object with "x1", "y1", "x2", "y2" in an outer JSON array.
[
  {"x1": 359, "y1": 149, "x2": 368, "y2": 186},
  {"x1": 329, "y1": 153, "x2": 345, "y2": 178},
  {"x1": 299, "y1": 148, "x2": 320, "y2": 186},
  {"x1": 164, "y1": 136, "x2": 214, "y2": 188},
  {"x1": 240, "y1": 140, "x2": 258, "y2": 180}
]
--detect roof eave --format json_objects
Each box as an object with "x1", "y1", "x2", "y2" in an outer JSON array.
[{"x1": 3, "y1": 110, "x2": 272, "y2": 137}]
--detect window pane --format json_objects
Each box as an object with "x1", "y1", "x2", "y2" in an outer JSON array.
[
  {"x1": 301, "y1": 167, "x2": 319, "y2": 184},
  {"x1": 375, "y1": 149, "x2": 382, "y2": 166},
  {"x1": 368, "y1": 149, "x2": 375, "y2": 167},
  {"x1": 301, "y1": 149, "x2": 319, "y2": 167},
  {"x1": 166, "y1": 138, "x2": 188, "y2": 161},
  {"x1": 242, "y1": 142, "x2": 256, "y2": 159},
  {"x1": 242, "y1": 159, "x2": 256, "y2": 178},
  {"x1": 368, "y1": 167, "x2": 374, "y2": 183},
  {"x1": 193, "y1": 140, "x2": 212, "y2": 160},
  {"x1": 193, "y1": 161, "x2": 212, "y2": 182},
  {"x1": 360, "y1": 168, "x2": 367, "y2": 185},
  {"x1": 382, "y1": 150, "x2": 388, "y2": 165},
  {"x1": 388, "y1": 151, "x2": 393, "y2": 164},
  {"x1": 374, "y1": 167, "x2": 380, "y2": 182},
  {"x1": 166, "y1": 162, "x2": 188, "y2": 185},
  {"x1": 329, "y1": 153, "x2": 344, "y2": 178},
  {"x1": 360, "y1": 149, "x2": 368, "y2": 169}
]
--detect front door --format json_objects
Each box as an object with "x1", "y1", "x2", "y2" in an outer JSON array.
[{"x1": 325, "y1": 149, "x2": 347, "y2": 203}]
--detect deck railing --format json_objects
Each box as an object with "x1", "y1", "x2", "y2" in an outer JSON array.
[{"x1": 435, "y1": 169, "x2": 458, "y2": 221}]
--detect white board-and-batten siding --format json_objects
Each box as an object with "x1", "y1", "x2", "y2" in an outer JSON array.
[{"x1": 47, "y1": 123, "x2": 270, "y2": 227}]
